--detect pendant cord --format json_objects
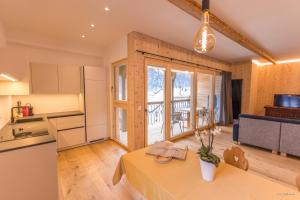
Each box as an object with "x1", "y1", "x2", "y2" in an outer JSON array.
[{"x1": 202, "y1": 0, "x2": 209, "y2": 12}]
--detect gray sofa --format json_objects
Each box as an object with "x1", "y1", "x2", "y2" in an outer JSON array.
[
  {"x1": 280, "y1": 122, "x2": 300, "y2": 157},
  {"x1": 237, "y1": 114, "x2": 300, "y2": 157}
]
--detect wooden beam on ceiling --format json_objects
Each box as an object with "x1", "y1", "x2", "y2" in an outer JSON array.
[{"x1": 168, "y1": 0, "x2": 276, "y2": 64}]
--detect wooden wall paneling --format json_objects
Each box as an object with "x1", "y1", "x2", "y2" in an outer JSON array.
[
  {"x1": 254, "y1": 62, "x2": 300, "y2": 115},
  {"x1": 133, "y1": 53, "x2": 145, "y2": 150},
  {"x1": 127, "y1": 36, "x2": 136, "y2": 151},
  {"x1": 233, "y1": 61, "x2": 300, "y2": 116},
  {"x1": 231, "y1": 61, "x2": 253, "y2": 114},
  {"x1": 127, "y1": 35, "x2": 146, "y2": 150}
]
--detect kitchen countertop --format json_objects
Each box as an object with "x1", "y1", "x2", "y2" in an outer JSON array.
[
  {"x1": 46, "y1": 111, "x2": 85, "y2": 119},
  {"x1": 0, "y1": 111, "x2": 84, "y2": 153},
  {"x1": 0, "y1": 133, "x2": 56, "y2": 153}
]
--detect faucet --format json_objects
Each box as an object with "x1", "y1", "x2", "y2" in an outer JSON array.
[{"x1": 11, "y1": 106, "x2": 25, "y2": 124}]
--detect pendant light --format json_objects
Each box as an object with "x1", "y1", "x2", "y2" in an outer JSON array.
[{"x1": 193, "y1": 0, "x2": 216, "y2": 53}]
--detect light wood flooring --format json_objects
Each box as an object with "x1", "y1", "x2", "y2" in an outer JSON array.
[{"x1": 58, "y1": 132, "x2": 300, "y2": 200}]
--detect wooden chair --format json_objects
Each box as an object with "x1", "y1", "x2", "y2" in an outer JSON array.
[
  {"x1": 296, "y1": 175, "x2": 300, "y2": 191},
  {"x1": 223, "y1": 146, "x2": 249, "y2": 171}
]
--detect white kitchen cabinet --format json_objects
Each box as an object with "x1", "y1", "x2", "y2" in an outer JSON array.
[
  {"x1": 56, "y1": 115, "x2": 85, "y2": 130},
  {"x1": 0, "y1": 142, "x2": 58, "y2": 200},
  {"x1": 47, "y1": 114, "x2": 86, "y2": 150},
  {"x1": 86, "y1": 124, "x2": 107, "y2": 142},
  {"x1": 58, "y1": 65, "x2": 81, "y2": 94},
  {"x1": 30, "y1": 62, "x2": 59, "y2": 94},
  {"x1": 30, "y1": 62, "x2": 81, "y2": 94},
  {"x1": 84, "y1": 66, "x2": 108, "y2": 142},
  {"x1": 57, "y1": 127, "x2": 86, "y2": 149}
]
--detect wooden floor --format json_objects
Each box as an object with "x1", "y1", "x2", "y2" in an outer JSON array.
[{"x1": 58, "y1": 132, "x2": 300, "y2": 200}]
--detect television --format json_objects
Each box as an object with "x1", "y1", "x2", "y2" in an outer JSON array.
[{"x1": 274, "y1": 94, "x2": 300, "y2": 108}]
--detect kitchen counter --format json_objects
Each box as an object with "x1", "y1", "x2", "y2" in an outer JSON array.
[
  {"x1": 0, "y1": 111, "x2": 84, "y2": 153},
  {"x1": 0, "y1": 118, "x2": 55, "y2": 153},
  {"x1": 46, "y1": 111, "x2": 84, "y2": 119},
  {"x1": 0, "y1": 133, "x2": 55, "y2": 153}
]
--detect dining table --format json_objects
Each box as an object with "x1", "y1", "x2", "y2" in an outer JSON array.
[{"x1": 113, "y1": 147, "x2": 300, "y2": 200}]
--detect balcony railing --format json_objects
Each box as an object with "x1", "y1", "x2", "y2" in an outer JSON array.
[
  {"x1": 147, "y1": 98, "x2": 191, "y2": 125},
  {"x1": 147, "y1": 95, "x2": 221, "y2": 125}
]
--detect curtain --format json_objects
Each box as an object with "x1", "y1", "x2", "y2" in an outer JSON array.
[{"x1": 219, "y1": 71, "x2": 233, "y2": 125}]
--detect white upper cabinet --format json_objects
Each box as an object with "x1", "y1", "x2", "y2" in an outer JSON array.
[
  {"x1": 30, "y1": 62, "x2": 81, "y2": 94},
  {"x1": 58, "y1": 65, "x2": 81, "y2": 94},
  {"x1": 30, "y1": 62, "x2": 59, "y2": 94}
]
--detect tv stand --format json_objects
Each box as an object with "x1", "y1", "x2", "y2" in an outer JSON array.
[{"x1": 265, "y1": 106, "x2": 300, "y2": 119}]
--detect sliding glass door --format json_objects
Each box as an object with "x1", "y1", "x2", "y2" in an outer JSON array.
[
  {"x1": 214, "y1": 74, "x2": 222, "y2": 124},
  {"x1": 144, "y1": 58, "x2": 222, "y2": 146},
  {"x1": 196, "y1": 72, "x2": 213, "y2": 128},
  {"x1": 146, "y1": 65, "x2": 166, "y2": 145},
  {"x1": 170, "y1": 69, "x2": 194, "y2": 137}
]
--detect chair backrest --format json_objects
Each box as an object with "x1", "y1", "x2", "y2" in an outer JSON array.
[
  {"x1": 172, "y1": 112, "x2": 182, "y2": 121},
  {"x1": 296, "y1": 175, "x2": 300, "y2": 191},
  {"x1": 223, "y1": 146, "x2": 249, "y2": 171}
]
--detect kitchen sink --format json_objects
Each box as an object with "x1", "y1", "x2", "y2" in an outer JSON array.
[
  {"x1": 13, "y1": 131, "x2": 32, "y2": 138},
  {"x1": 12, "y1": 129, "x2": 48, "y2": 139},
  {"x1": 14, "y1": 117, "x2": 44, "y2": 124}
]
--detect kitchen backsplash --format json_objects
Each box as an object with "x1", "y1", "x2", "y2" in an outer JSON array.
[{"x1": 11, "y1": 94, "x2": 81, "y2": 114}]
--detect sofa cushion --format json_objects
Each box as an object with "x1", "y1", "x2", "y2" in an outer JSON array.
[
  {"x1": 280, "y1": 123, "x2": 300, "y2": 157},
  {"x1": 239, "y1": 117, "x2": 281, "y2": 151}
]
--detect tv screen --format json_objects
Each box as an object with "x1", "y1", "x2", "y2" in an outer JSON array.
[{"x1": 274, "y1": 94, "x2": 300, "y2": 108}]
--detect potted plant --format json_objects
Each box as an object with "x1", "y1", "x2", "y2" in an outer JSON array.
[{"x1": 195, "y1": 107, "x2": 221, "y2": 182}]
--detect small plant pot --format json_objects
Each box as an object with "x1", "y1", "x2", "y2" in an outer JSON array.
[{"x1": 200, "y1": 159, "x2": 216, "y2": 182}]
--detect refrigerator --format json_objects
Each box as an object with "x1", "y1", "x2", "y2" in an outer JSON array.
[{"x1": 83, "y1": 66, "x2": 108, "y2": 142}]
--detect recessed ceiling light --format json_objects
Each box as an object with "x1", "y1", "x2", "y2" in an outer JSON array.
[
  {"x1": 90, "y1": 24, "x2": 95, "y2": 28},
  {"x1": 104, "y1": 6, "x2": 110, "y2": 11},
  {"x1": 81, "y1": 34, "x2": 86, "y2": 38}
]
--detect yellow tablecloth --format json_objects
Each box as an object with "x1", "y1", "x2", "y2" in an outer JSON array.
[{"x1": 113, "y1": 148, "x2": 300, "y2": 200}]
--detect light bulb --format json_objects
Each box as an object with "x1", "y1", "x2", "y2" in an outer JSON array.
[{"x1": 193, "y1": 11, "x2": 216, "y2": 53}]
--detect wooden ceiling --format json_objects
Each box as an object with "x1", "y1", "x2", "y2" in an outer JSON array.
[{"x1": 168, "y1": 0, "x2": 276, "y2": 63}]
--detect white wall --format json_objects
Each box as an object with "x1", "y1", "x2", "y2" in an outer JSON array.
[
  {"x1": 103, "y1": 35, "x2": 127, "y2": 69},
  {"x1": 0, "y1": 96, "x2": 11, "y2": 129},
  {"x1": 102, "y1": 35, "x2": 128, "y2": 138},
  {"x1": 0, "y1": 22, "x2": 6, "y2": 48},
  {"x1": 0, "y1": 43, "x2": 103, "y2": 125}
]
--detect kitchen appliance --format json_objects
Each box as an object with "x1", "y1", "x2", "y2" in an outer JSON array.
[
  {"x1": 22, "y1": 106, "x2": 29, "y2": 117},
  {"x1": 84, "y1": 66, "x2": 108, "y2": 142}
]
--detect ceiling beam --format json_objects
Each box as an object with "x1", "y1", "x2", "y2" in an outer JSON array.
[{"x1": 168, "y1": 0, "x2": 276, "y2": 64}]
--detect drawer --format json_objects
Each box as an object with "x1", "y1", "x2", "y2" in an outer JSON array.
[
  {"x1": 56, "y1": 115, "x2": 85, "y2": 130},
  {"x1": 57, "y1": 127, "x2": 86, "y2": 149},
  {"x1": 86, "y1": 124, "x2": 107, "y2": 142}
]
